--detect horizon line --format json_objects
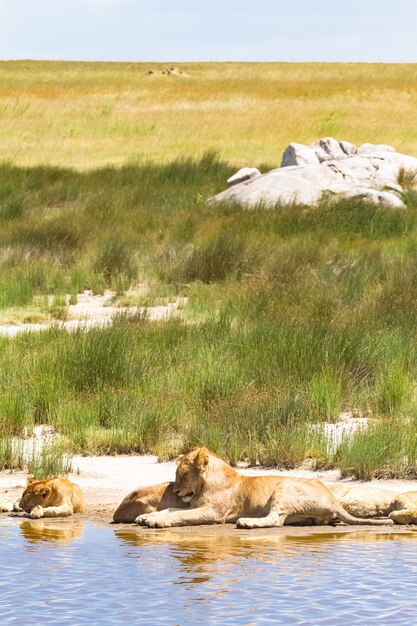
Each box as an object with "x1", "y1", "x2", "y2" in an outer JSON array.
[{"x1": 2, "y1": 58, "x2": 417, "y2": 65}]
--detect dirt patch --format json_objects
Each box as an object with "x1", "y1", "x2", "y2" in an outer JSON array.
[{"x1": 0, "y1": 290, "x2": 187, "y2": 337}]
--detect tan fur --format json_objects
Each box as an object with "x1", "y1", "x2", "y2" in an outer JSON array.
[
  {"x1": 326, "y1": 484, "x2": 396, "y2": 518},
  {"x1": 113, "y1": 482, "x2": 187, "y2": 523},
  {"x1": 327, "y1": 484, "x2": 417, "y2": 524},
  {"x1": 19, "y1": 476, "x2": 85, "y2": 519},
  {"x1": 389, "y1": 491, "x2": 417, "y2": 524},
  {"x1": 136, "y1": 447, "x2": 394, "y2": 529}
]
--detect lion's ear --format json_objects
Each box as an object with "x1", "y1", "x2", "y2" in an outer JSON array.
[
  {"x1": 40, "y1": 487, "x2": 51, "y2": 498},
  {"x1": 175, "y1": 455, "x2": 184, "y2": 466},
  {"x1": 26, "y1": 474, "x2": 36, "y2": 485},
  {"x1": 194, "y1": 447, "x2": 209, "y2": 470}
]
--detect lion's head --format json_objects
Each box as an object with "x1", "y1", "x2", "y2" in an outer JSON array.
[
  {"x1": 19, "y1": 475, "x2": 53, "y2": 513},
  {"x1": 173, "y1": 447, "x2": 209, "y2": 502}
]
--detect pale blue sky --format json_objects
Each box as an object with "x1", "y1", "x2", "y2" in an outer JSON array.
[{"x1": 0, "y1": 0, "x2": 416, "y2": 62}]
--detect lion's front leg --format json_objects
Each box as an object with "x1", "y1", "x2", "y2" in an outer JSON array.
[
  {"x1": 136, "y1": 507, "x2": 219, "y2": 528},
  {"x1": 236, "y1": 512, "x2": 286, "y2": 529},
  {"x1": 29, "y1": 503, "x2": 73, "y2": 519},
  {"x1": 135, "y1": 506, "x2": 184, "y2": 524}
]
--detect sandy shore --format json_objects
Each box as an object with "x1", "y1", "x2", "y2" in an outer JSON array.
[{"x1": 2, "y1": 454, "x2": 417, "y2": 534}]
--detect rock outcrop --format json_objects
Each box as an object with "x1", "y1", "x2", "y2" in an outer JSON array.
[
  {"x1": 210, "y1": 138, "x2": 417, "y2": 209},
  {"x1": 227, "y1": 167, "x2": 261, "y2": 187}
]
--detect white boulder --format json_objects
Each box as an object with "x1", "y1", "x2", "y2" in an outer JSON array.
[
  {"x1": 311, "y1": 137, "x2": 347, "y2": 162},
  {"x1": 210, "y1": 138, "x2": 417, "y2": 209},
  {"x1": 339, "y1": 141, "x2": 358, "y2": 156},
  {"x1": 227, "y1": 167, "x2": 261, "y2": 187},
  {"x1": 358, "y1": 143, "x2": 396, "y2": 154},
  {"x1": 280, "y1": 143, "x2": 320, "y2": 167},
  {"x1": 342, "y1": 188, "x2": 406, "y2": 209},
  {"x1": 281, "y1": 137, "x2": 358, "y2": 168}
]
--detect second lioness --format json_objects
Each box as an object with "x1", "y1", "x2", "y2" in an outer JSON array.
[
  {"x1": 19, "y1": 475, "x2": 85, "y2": 518},
  {"x1": 136, "y1": 447, "x2": 393, "y2": 528},
  {"x1": 113, "y1": 482, "x2": 186, "y2": 523},
  {"x1": 328, "y1": 484, "x2": 417, "y2": 525}
]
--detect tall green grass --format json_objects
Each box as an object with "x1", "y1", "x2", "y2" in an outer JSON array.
[
  {"x1": 27, "y1": 444, "x2": 73, "y2": 480},
  {"x1": 337, "y1": 418, "x2": 417, "y2": 480},
  {"x1": 0, "y1": 438, "x2": 24, "y2": 471},
  {"x1": 1, "y1": 157, "x2": 417, "y2": 474}
]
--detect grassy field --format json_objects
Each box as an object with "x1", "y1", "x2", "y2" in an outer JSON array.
[
  {"x1": 1, "y1": 61, "x2": 417, "y2": 168},
  {"x1": 1, "y1": 61, "x2": 417, "y2": 479}
]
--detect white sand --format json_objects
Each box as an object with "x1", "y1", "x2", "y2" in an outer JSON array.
[{"x1": 0, "y1": 290, "x2": 187, "y2": 337}]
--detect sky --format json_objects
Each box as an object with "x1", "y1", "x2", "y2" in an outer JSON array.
[{"x1": 0, "y1": 0, "x2": 416, "y2": 63}]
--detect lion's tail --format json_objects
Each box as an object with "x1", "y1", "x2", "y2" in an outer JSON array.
[{"x1": 335, "y1": 504, "x2": 394, "y2": 526}]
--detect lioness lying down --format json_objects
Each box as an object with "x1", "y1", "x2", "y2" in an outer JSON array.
[
  {"x1": 19, "y1": 476, "x2": 85, "y2": 519},
  {"x1": 327, "y1": 484, "x2": 396, "y2": 519},
  {"x1": 113, "y1": 482, "x2": 186, "y2": 523},
  {"x1": 328, "y1": 484, "x2": 417, "y2": 525},
  {"x1": 136, "y1": 447, "x2": 393, "y2": 528},
  {"x1": 389, "y1": 491, "x2": 417, "y2": 524}
]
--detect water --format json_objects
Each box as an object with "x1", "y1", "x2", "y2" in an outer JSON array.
[{"x1": 1, "y1": 519, "x2": 417, "y2": 625}]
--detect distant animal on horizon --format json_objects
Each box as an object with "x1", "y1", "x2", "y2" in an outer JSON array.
[
  {"x1": 136, "y1": 447, "x2": 394, "y2": 529},
  {"x1": 19, "y1": 475, "x2": 85, "y2": 519}
]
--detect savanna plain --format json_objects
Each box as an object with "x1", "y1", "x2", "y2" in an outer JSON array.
[{"x1": 1, "y1": 60, "x2": 417, "y2": 483}]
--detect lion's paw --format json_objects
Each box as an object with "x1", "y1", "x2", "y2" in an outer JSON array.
[
  {"x1": 136, "y1": 513, "x2": 171, "y2": 528},
  {"x1": 29, "y1": 505, "x2": 44, "y2": 519},
  {"x1": 135, "y1": 513, "x2": 153, "y2": 525},
  {"x1": 236, "y1": 517, "x2": 256, "y2": 529},
  {"x1": 148, "y1": 518, "x2": 171, "y2": 528}
]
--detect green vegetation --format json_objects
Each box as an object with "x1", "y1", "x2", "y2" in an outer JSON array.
[
  {"x1": 1, "y1": 153, "x2": 417, "y2": 477},
  {"x1": 27, "y1": 444, "x2": 73, "y2": 481},
  {"x1": 1, "y1": 60, "x2": 417, "y2": 478}
]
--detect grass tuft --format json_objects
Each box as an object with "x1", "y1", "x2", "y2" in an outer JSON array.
[{"x1": 28, "y1": 445, "x2": 73, "y2": 480}]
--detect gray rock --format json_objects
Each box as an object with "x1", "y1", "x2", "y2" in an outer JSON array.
[
  {"x1": 358, "y1": 143, "x2": 395, "y2": 154},
  {"x1": 227, "y1": 167, "x2": 261, "y2": 187},
  {"x1": 281, "y1": 137, "x2": 358, "y2": 167},
  {"x1": 339, "y1": 141, "x2": 358, "y2": 156},
  {"x1": 341, "y1": 188, "x2": 406, "y2": 209},
  {"x1": 383, "y1": 183, "x2": 404, "y2": 194},
  {"x1": 280, "y1": 143, "x2": 320, "y2": 167},
  {"x1": 209, "y1": 138, "x2": 417, "y2": 209},
  {"x1": 311, "y1": 137, "x2": 347, "y2": 162}
]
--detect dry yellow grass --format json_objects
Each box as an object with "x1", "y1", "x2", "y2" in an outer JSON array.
[{"x1": 1, "y1": 60, "x2": 417, "y2": 168}]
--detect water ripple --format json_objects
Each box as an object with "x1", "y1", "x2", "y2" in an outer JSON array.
[{"x1": 1, "y1": 520, "x2": 417, "y2": 625}]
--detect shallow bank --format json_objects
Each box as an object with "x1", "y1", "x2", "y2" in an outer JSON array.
[{"x1": 3, "y1": 516, "x2": 416, "y2": 539}]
